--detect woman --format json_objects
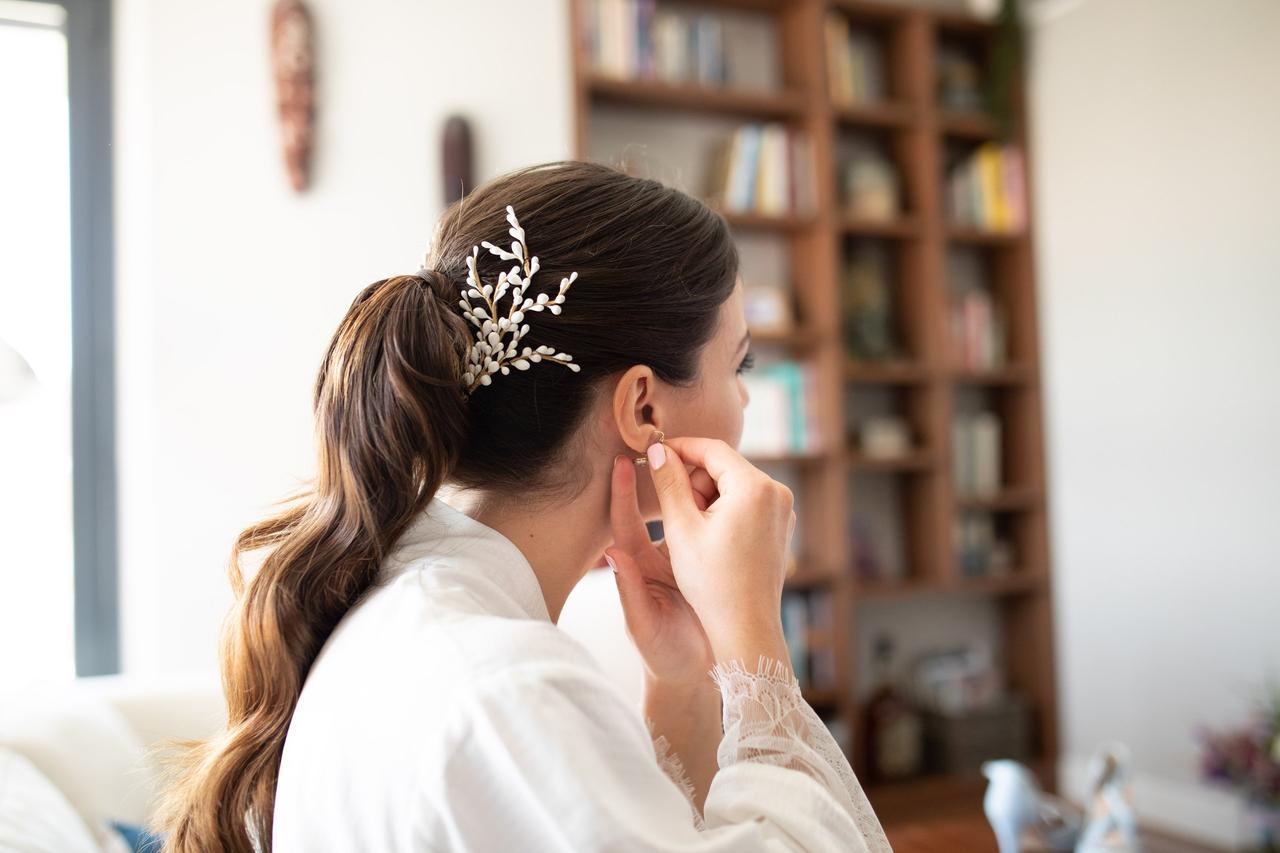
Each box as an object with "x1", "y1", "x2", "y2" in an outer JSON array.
[{"x1": 155, "y1": 160, "x2": 891, "y2": 852}]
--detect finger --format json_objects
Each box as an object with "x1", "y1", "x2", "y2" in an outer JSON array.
[
  {"x1": 606, "y1": 548, "x2": 655, "y2": 637},
  {"x1": 688, "y1": 467, "x2": 717, "y2": 512},
  {"x1": 661, "y1": 435, "x2": 759, "y2": 494},
  {"x1": 643, "y1": 438, "x2": 701, "y2": 535},
  {"x1": 609, "y1": 454, "x2": 653, "y2": 553}
]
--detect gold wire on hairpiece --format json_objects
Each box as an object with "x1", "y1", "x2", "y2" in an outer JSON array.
[{"x1": 634, "y1": 430, "x2": 665, "y2": 465}]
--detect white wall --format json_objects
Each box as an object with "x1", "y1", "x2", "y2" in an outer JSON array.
[
  {"x1": 1031, "y1": 0, "x2": 1280, "y2": 845},
  {"x1": 112, "y1": 0, "x2": 574, "y2": 674}
]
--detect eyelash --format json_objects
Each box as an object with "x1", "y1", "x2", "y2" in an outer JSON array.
[{"x1": 736, "y1": 351, "x2": 756, "y2": 375}]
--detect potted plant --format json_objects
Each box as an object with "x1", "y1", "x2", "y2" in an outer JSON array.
[{"x1": 1198, "y1": 683, "x2": 1280, "y2": 851}]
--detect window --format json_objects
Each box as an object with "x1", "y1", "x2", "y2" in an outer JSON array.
[{"x1": 0, "y1": 0, "x2": 117, "y2": 682}]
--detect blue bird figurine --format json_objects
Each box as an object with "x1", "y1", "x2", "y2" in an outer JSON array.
[
  {"x1": 1075, "y1": 743, "x2": 1142, "y2": 853},
  {"x1": 983, "y1": 759, "x2": 1081, "y2": 852}
]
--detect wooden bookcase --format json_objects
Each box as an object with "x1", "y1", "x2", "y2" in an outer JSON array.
[{"x1": 570, "y1": 0, "x2": 1058, "y2": 824}]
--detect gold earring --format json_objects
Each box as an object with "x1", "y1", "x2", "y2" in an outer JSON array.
[{"x1": 633, "y1": 429, "x2": 665, "y2": 465}]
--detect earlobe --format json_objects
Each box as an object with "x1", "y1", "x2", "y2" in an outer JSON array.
[{"x1": 611, "y1": 364, "x2": 661, "y2": 456}]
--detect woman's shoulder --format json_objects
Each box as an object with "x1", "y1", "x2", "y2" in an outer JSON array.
[{"x1": 301, "y1": 564, "x2": 607, "y2": 713}]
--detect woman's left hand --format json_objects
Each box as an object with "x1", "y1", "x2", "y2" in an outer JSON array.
[{"x1": 604, "y1": 453, "x2": 715, "y2": 689}]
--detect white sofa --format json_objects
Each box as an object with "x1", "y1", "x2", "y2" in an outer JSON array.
[
  {"x1": 0, "y1": 672, "x2": 226, "y2": 851},
  {"x1": 0, "y1": 568, "x2": 637, "y2": 851}
]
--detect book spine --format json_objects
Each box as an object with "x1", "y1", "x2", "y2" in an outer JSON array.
[
  {"x1": 1003, "y1": 145, "x2": 1026, "y2": 230},
  {"x1": 726, "y1": 126, "x2": 748, "y2": 211},
  {"x1": 972, "y1": 412, "x2": 1001, "y2": 494},
  {"x1": 953, "y1": 414, "x2": 972, "y2": 495},
  {"x1": 740, "y1": 124, "x2": 763, "y2": 212},
  {"x1": 636, "y1": 0, "x2": 654, "y2": 78}
]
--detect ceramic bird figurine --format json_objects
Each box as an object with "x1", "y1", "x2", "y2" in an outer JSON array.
[
  {"x1": 983, "y1": 759, "x2": 1081, "y2": 852},
  {"x1": 1076, "y1": 743, "x2": 1143, "y2": 853},
  {"x1": 270, "y1": 0, "x2": 315, "y2": 192}
]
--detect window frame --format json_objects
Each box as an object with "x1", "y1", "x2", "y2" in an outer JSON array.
[{"x1": 14, "y1": 0, "x2": 120, "y2": 676}]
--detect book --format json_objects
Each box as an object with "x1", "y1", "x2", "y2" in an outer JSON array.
[
  {"x1": 739, "y1": 359, "x2": 818, "y2": 456},
  {"x1": 947, "y1": 143, "x2": 1028, "y2": 232},
  {"x1": 949, "y1": 286, "x2": 1005, "y2": 369},
  {"x1": 584, "y1": 0, "x2": 728, "y2": 87},
  {"x1": 707, "y1": 124, "x2": 814, "y2": 217},
  {"x1": 953, "y1": 412, "x2": 1003, "y2": 496}
]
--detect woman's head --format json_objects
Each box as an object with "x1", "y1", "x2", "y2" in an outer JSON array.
[
  {"x1": 154, "y1": 160, "x2": 745, "y2": 852},
  {"x1": 423, "y1": 159, "x2": 747, "y2": 507}
]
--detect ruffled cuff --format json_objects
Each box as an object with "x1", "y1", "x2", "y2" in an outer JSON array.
[
  {"x1": 646, "y1": 716, "x2": 706, "y2": 832},
  {"x1": 707, "y1": 654, "x2": 893, "y2": 852}
]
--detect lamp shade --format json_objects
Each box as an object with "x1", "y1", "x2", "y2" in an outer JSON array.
[{"x1": 0, "y1": 337, "x2": 37, "y2": 402}]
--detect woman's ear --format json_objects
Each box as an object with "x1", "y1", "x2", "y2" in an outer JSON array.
[{"x1": 610, "y1": 364, "x2": 661, "y2": 456}]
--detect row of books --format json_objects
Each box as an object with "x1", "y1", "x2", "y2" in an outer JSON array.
[
  {"x1": 581, "y1": 0, "x2": 728, "y2": 87},
  {"x1": 947, "y1": 143, "x2": 1028, "y2": 232},
  {"x1": 952, "y1": 411, "x2": 1002, "y2": 496},
  {"x1": 823, "y1": 12, "x2": 887, "y2": 105},
  {"x1": 948, "y1": 285, "x2": 1006, "y2": 369},
  {"x1": 739, "y1": 360, "x2": 823, "y2": 457},
  {"x1": 706, "y1": 123, "x2": 818, "y2": 216},
  {"x1": 781, "y1": 590, "x2": 838, "y2": 693}
]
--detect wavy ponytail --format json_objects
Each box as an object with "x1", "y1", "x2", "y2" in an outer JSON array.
[
  {"x1": 153, "y1": 160, "x2": 739, "y2": 851},
  {"x1": 153, "y1": 271, "x2": 471, "y2": 852}
]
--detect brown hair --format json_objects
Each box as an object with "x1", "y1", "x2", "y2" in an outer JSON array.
[{"x1": 152, "y1": 160, "x2": 739, "y2": 851}]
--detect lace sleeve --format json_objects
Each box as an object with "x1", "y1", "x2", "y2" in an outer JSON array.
[
  {"x1": 709, "y1": 654, "x2": 893, "y2": 853},
  {"x1": 646, "y1": 715, "x2": 707, "y2": 831}
]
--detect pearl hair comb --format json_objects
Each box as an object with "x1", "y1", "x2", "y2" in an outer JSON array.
[{"x1": 447, "y1": 205, "x2": 581, "y2": 395}]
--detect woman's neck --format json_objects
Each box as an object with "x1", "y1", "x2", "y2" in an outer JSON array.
[{"x1": 439, "y1": 472, "x2": 614, "y2": 623}]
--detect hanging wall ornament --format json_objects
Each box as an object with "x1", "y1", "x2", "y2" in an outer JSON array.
[
  {"x1": 442, "y1": 115, "x2": 474, "y2": 206},
  {"x1": 270, "y1": 0, "x2": 315, "y2": 192}
]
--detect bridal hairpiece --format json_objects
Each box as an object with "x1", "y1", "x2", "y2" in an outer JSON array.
[{"x1": 433, "y1": 205, "x2": 580, "y2": 396}]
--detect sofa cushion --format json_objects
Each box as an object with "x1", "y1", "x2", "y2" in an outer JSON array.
[
  {"x1": 0, "y1": 686, "x2": 154, "y2": 848},
  {"x1": 0, "y1": 746, "x2": 102, "y2": 853}
]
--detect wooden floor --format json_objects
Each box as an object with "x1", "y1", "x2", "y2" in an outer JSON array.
[{"x1": 884, "y1": 817, "x2": 1222, "y2": 853}]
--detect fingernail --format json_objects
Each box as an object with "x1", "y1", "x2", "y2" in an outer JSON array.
[
  {"x1": 646, "y1": 442, "x2": 666, "y2": 470},
  {"x1": 604, "y1": 554, "x2": 618, "y2": 573}
]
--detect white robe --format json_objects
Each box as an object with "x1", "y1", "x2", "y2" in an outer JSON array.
[{"x1": 272, "y1": 494, "x2": 892, "y2": 852}]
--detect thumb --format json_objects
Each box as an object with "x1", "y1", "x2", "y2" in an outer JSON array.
[
  {"x1": 644, "y1": 439, "x2": 699, "y2": 536},
  {"x1": 605, "y1": 548, "x2": 656, "y2": 636}
]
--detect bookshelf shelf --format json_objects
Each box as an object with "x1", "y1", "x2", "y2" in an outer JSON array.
[
  {"x1": 853, "y1": 572, "x2": 1044, "y2": 601},
  {"x1": 845, "y1": 359, "x2": 932, "y2": 384},
  {"x1": 833, "y1": 101, "x2": 916, "y2": 129},
  {"x1": 748, "y1": 325, "x2": 819, "y2": 350},
  {"x1": 956, "y1": 487, "x2": 1042, "y2": 512},
  {"x1": 938, "y1": 110, "x2": 998, "y2": 139},
  {"x1": 840, "y1": 215, "x2": 921, "y2": 238},
  {"x1": 949, "y1": 363, "x2": 1036, "y2": 385},
  {"x1": 954, "y1": 571, "x2": 1048, "y2": 596},
  {"x1": 829, "y1": 0, "x2": 911, "y2": 22},
  {"x1": 585, "y1": 73, "x2": 808, "y2": 120},
  {"x1": 716, "y1": 208, "x2": 818, "y2": 232},
  {"x1": 946, "y1": 226, "x2": 1026, "y2": 245},
  {"x1": 785, "y1": 568, "x2": 837, "y2": 589},
  {"x1": 571, "y1": 0, "x2": 1056, "y2": 827},
  {"x1": 847, "y1": 450, "x2": 934, "y2": 472},
  {"x1": 745, "y1": 450, "x2": 829, "y2": 465}
]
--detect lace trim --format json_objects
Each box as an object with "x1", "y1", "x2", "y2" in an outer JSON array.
[
  {"x1": 646, "y1": 716, "x2": 707, "y2": 831},
  {"x1": 708, "y1": 654, "x2": 893, "y2": 853}
]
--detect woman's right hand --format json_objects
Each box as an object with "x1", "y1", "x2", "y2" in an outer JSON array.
[{"x1": 642, "y1": 435, "x2": 797, "y2": 664}]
